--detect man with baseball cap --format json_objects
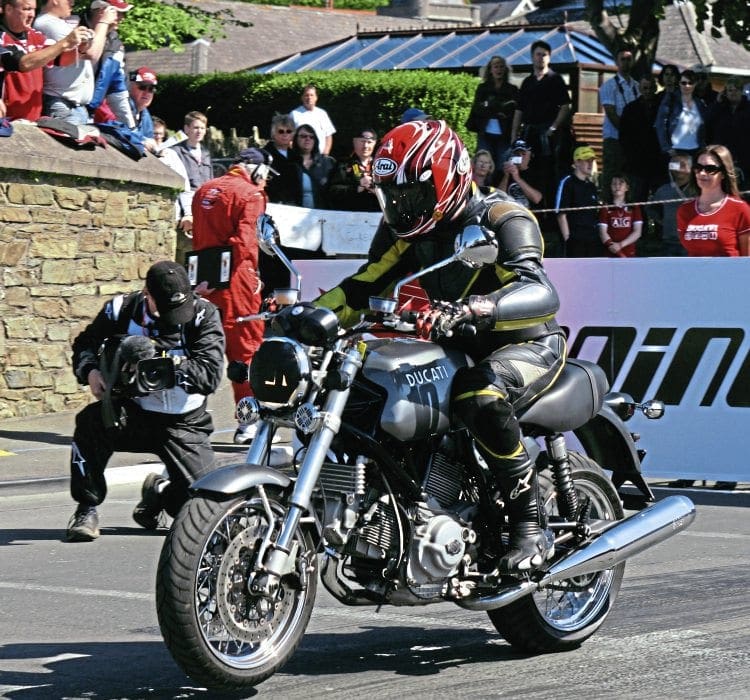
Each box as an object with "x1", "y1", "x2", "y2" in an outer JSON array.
[
  {"x1": 191, "y1": 147, "x2": 276, "y2": 444},
  {"x1": 66, "y1": 260, "x2": 225, "y2": 541},
  {"x1": 329, "y1": 127, "x2": 380, "y2": 211},
  {"x1": 33, "y1": 0, "x2": 119, "y2": 124},
  {"x1": 554, "y1": 144, "x2": 601, "y2": 257},
  {"x1": 498, "y1": 139, "x2": 543, "y2": 210},
  {"x1": 126, "y1": 66, "x2": 157, "y2": 146}
]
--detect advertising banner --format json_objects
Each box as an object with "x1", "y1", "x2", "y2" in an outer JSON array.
[{"x1": 295, "y1": 256, "x2": 750, "y2": 482}]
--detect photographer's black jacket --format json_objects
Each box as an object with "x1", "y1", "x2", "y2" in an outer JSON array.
[{"x1": 72, "y1": 291, "x2": 225, "y2": 415}]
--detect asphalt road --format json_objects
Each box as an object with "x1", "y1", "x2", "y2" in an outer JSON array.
[{"x1": 1, "y1": 484, "x2": 748, "y2": 700}]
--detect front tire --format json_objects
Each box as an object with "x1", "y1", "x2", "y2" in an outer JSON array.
[
  {"x1": 156, "y1": 488, "x2": 317, "y2": 690},
  {"x1": 488, "y1": 452, "x2": 625, "y2": 652}
]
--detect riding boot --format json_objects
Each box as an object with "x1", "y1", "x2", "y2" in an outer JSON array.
[{"x1": 494, "y1": 449, "x2": 554, "y2": 574}]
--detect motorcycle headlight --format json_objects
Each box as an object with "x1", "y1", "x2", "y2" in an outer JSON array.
[{"x1": 249, "y1": 337, "x2": 310, "y2": 407}]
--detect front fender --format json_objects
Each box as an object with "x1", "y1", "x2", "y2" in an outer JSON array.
[
  {"x1": 190, "y1": 463, "x2": 292, "y2": 497},
  {"x1": 574, "y1": 405, "x2": 655, "y2": 504}
]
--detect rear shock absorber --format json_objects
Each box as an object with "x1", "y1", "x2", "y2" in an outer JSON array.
[{"x1": 546, "y1": 433, "x2": 579, "y2": 520}]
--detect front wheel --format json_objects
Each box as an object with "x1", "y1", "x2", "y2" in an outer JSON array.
[
  {"x1": 156, "y1": 487, "x2": 318, "y2": 690},
  {"x1": 488, "y1": 452, "x2": 625, "y2": 652}
]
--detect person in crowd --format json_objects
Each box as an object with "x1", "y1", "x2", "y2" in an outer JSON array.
[
  {"x1": 290, "y1": 83, "x2": 335, "y2": 155},
  {"x1": 191, "y1": 148, "x2": 274, "y2": 445},
  {"x1": 466, "y1": 55, "x2": 519, "y2": 168},
  {"x1": 598, "y1": 173, "x2": 642, "y2": 257},
  {"x1": 0, "y1": 0, "x2": 94, "y2": 121},
  {"x1": 151, "y1": 115, "x2": 167, "y2": 147},
  {"x1": 264, "y1": 112, "x2": 297, "y2": 205},
  {"x1": 706, "y1": 76, "x2": 750, "y2": 189},
  {"x1": 259, "y1": 113, "x2": 298, "y2": 294},
  {"x1": 471, "y1": 149, "x2": 496, "y2": 189},
  {"x1": 619, "y1": 74, "x2": 664, "y2": 204},
  {"x1": 656, "y1": 64, "x2": 680, "y2": 108},
  {"x1": 510, "y1": 40, "x2": 572, "y2": 208},
  {"x1": 692, "y1": 67, "x2": 719, "y2": 106},
  {"x1": 328, "y1": 127, "x2": 380, "y2": 211},
  {"x1": 677, "y1": 144, "x2": 750, "y2": 257},
  {"x1": 655, "y1": 69, "x2": 709, "y2": 164},
  {"x1": 316, "y1": 120, "x2": 565, "y2": 574},
  {"x1": 170, "y1": 110, "x2": 213, "y2": 261},
  {"x1": 599, "y1": 47, "x2": 640, "y2": 198},
  {"x1": 126, "y1": 66, "x2": 156, "y2": 148},
  {"x1": 85, "y1": 0, "x2": 134, "y2": 128},
  {"x1": 33, "y1": 0, "x2": 116, "y2": 124},
  {"x1": 401, "y1": 106, "x2": 430, "y2": 123},
  {"x1": 497, "y1": 139, "x2": 543, "y2": 210},
  {"x1": 647, "y1": 152, "x2": 694, "y2": 256},
  {"x1": 66, "y1": 260, "x2": 225, "y2": 541},
  {"x1": 555, "y1": 144, "x2": 601, "y2": 257},
  {"x1": 290, "y1": 124, "x2": 336, "y2": 209}
]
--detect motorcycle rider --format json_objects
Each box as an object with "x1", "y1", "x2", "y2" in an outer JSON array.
[
  {"x1": 66, "y1": 261, "x2": 225, "y2": 541},
  {"x1": 315, "y1": 120, "x2": 565, "y2": 574}
]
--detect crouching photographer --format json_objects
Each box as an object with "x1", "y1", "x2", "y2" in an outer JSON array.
[{"x1": 67, "y1": 261, "x2": 225, "y2": 542}]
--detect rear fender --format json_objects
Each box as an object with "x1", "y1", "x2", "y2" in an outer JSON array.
[{"x1": 573, "y1": 405, "x2": 655, "y2": 505}]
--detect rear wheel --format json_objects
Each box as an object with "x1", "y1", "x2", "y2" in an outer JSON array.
[
  {"x1": 488, "y1": 452, "x2": 625, "y2": 652},
  {"x1": 156, "y1": 487, "x2": 317, "y2": 690}
]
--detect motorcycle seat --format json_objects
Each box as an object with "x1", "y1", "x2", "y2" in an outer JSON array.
[{"x1": 517, "y1": 359, "x2": 609, "y2": 433}]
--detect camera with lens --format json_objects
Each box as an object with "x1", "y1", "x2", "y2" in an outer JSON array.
[{"x1": 99, "y1": 335, "x2": 176, "y2": 397}]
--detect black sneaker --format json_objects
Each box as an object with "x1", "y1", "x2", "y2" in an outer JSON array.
[
  {"x1": 132, "y1": 473, "x2": 167, "y2": 530},
  {"x1": 67, "y1": 505, "x2": 99, "y2": 542}
]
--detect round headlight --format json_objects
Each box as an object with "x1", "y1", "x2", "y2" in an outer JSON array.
[{"x1": 249, "y1": 338, "x2": 310, "y2": 407}]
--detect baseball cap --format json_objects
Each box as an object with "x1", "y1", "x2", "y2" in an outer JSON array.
[
  {"x1": 91, "y1": 0, "x2": 133, "y2": 12},
  {"x1": 356, "y1": 128, "x2": 377, "y2": 140},
  {"x1": 573, "y1": 145, "x2": 597, "y2": 161},
  {"x1": 145, "y1": 261, "x2": 194, "y2": 326},
  {"x1": 401, "y1": 107, "x2": 431, "y2": 123},
  {"x1": 129, "y1": 67, "x2": 157, "y2": 85},
  {"x1": 235, "y1": 147, "x2": 280, "y2": 176},
  {"x1": 511, "y1": 139, "x2": 531, "y2": 152}
]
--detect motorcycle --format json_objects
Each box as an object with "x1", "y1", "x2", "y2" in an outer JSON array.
[{"x1": 155, "y1": 218, "x2": 696, "y2": 690}]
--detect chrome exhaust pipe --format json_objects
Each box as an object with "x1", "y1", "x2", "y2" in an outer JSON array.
[
  {"x1": 538, "y1": 495, "x2": 695, "y2": 586},
  {"x1": 455, "y1": 495, "x2": 695, "y2": 611}
]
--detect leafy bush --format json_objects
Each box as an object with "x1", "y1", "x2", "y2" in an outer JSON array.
[{"x1": 152, "y1": 69, "x2": 480, "y2": 159}]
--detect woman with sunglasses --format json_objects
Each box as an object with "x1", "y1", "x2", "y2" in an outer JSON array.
[
  {"x1": 676, "y1": 144, "x2": 750, "y2": 257},
  {"x1": 655, "y1": 69, "x2": 710, "y2": 167},
  {"x1": 290, "y1": 124, "x2": 335, "y2": 210}
]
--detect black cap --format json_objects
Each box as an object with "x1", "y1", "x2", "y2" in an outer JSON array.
[
  {"x1": 145, "y1": 261, "x2": 194, "y2": 326},
  {"x1": 235, "y1": 147, "x2": 279, "y2": 175}
]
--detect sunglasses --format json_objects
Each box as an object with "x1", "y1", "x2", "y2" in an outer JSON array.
[
  {"x1": 693, "y1": 163, "x2": 722, "y2": 174},
  {"x1": 298, "y1": 133, "x2": 315, "y2": 140},
  {"x1": 276, "y1": 128, "x2": 293, "y2": 134},
  {"x1": 680, "y1": 80, "x2": 694, "y2": 86},
  {"x1": 137, "y1": 84, "x2": 157, "y2": 93}
]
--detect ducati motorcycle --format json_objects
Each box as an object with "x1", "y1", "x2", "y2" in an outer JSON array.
[{"x1": 156, "y1": 219, "x2": 696, "y2": 690}]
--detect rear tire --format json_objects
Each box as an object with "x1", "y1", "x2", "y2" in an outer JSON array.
[
  {"x1": 488, "y1": 452, "x2": 625, "y2": 652},
  {"x1": 156, "y1": 488, "x2": 317, "y2": 690}
]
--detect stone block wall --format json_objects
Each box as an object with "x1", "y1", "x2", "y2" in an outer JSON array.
[{"x1": 0, "y1": 123, "x2": 185, "y2": 419}]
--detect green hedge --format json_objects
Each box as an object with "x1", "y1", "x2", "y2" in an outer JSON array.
[{"x1": 151, "y1": 69, "x2": 480, "y2": 159}]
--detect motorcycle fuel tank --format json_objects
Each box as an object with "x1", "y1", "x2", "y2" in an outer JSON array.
[{"x1": 361, "y1": 338, "x2": 470, "y2": 441}]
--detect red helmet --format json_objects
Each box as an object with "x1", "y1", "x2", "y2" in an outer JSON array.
[{"x1": 372, "y1": 120, "x2": 472, "y2": 238}]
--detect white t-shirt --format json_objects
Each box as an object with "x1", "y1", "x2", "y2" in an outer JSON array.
[
  {"x1": 33, "y1": 13, "x2": 95, "y2": 106},
  {"x1": 290, "y1": 105, "x2": 336, "y2": 151}
]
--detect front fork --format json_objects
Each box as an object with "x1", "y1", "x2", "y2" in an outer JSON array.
[{"x1": 250, "y1": 344, "x2": 363, "y2": 597}]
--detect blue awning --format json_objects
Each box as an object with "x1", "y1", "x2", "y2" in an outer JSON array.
[{"x1": 253, "y1": 26, "x2": 615, "y2": 74}]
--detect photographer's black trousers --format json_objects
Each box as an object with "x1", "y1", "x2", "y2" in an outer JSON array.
[{"x1": 70, "y1": 401, "x2": 215, "y2": 517}]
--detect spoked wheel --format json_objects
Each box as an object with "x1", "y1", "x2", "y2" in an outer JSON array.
[
  {"x1": 488, "y1": 452, "x2": 625, "y2": 652},
  {"x1": 156, "y1": 486, "x2": 317, "y2": 690}
]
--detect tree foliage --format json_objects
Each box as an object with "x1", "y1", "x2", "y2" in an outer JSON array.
[
  {"x1": 72, "y1": 0, "x2": 251, "y2": 52},
  {"x1": 586, "y1": 0, "x2": 750, "y2": 76}
]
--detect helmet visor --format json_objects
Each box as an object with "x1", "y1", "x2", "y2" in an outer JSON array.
[{"x1": 374, "y1": 180, "x2": 437, "y2": 235}]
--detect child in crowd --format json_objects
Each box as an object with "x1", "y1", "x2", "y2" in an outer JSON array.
[{"x1": 598, "y1": 174, "x2": 643, "y2": 257}]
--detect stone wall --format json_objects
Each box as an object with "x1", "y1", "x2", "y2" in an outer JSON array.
[{"x1": 0, "y1": 123, "x2": 185, "y2": 419}]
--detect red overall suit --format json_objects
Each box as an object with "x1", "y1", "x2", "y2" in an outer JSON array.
[{"x1": 192, "y1": 166, "x2": 266, "y2": 403}]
